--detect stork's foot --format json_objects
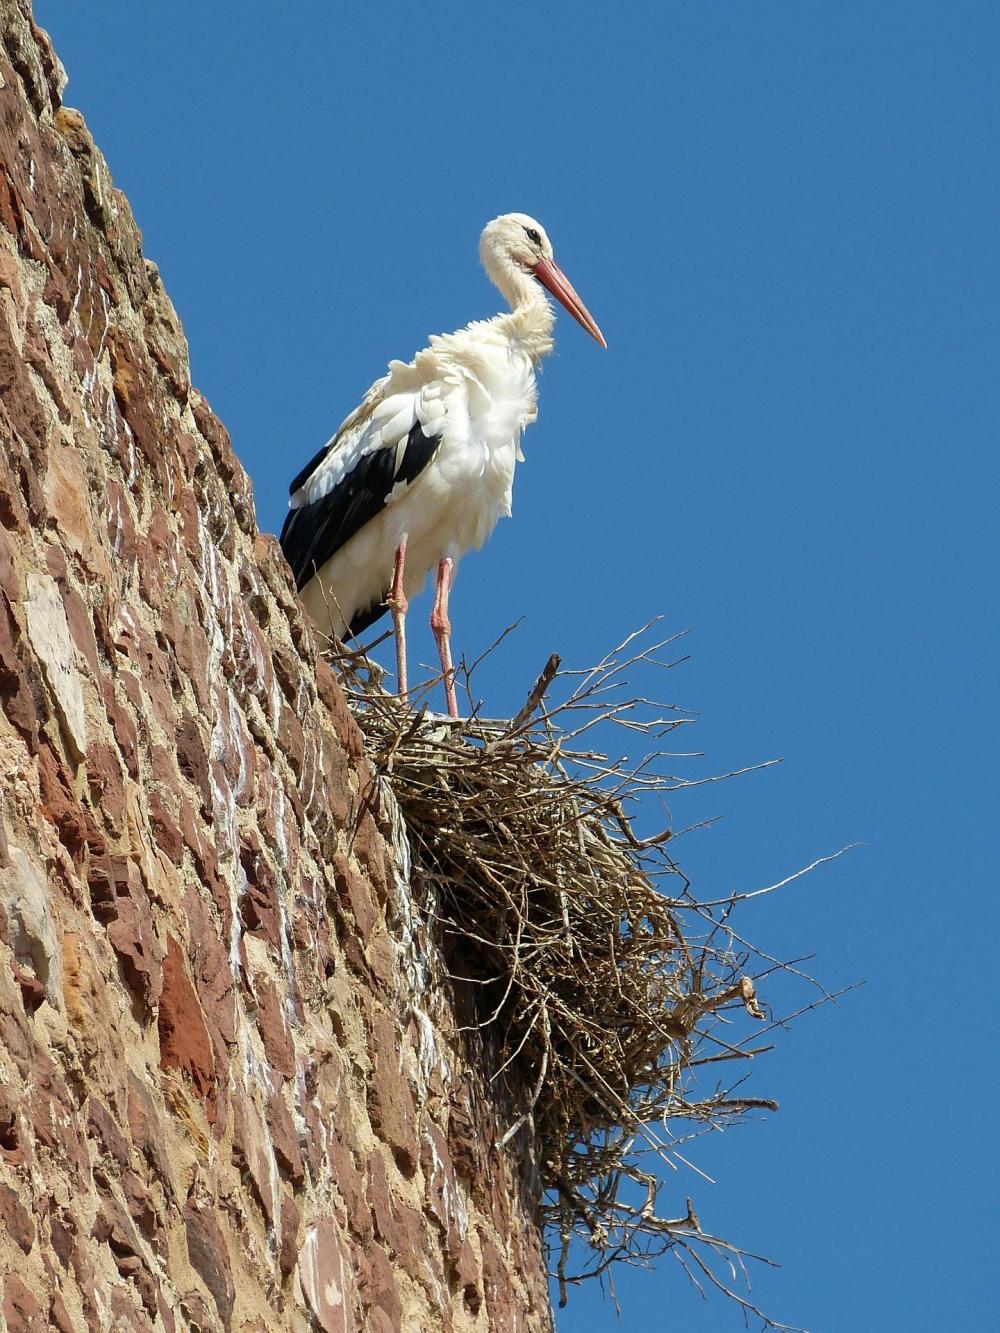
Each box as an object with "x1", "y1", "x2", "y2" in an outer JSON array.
[
  {"x1": 430, "y1": 556, "x2": 458, "y2": 719},
  {"x1": 388, "y1": 538, "x2": 409, "y2": 700}
]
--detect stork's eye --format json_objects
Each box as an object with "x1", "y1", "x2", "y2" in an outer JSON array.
[{"x1": 524, "y1": 227, "x2": 541, "y2": 246}]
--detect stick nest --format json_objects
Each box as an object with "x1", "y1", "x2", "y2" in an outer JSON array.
[{"x1": 330, "y1": 625, "x2": 839, "y2": 1328}]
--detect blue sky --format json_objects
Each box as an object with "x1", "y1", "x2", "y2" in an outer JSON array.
[{"x1": 35, "y1": 2, "x2": 998, "y2": 1328}]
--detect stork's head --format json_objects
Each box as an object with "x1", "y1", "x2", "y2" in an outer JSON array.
[{"x1": 479, "y1": 213, "x2": 606, "y2": 348}]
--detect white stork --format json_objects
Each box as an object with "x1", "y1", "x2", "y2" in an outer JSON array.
[{"x1": 280, "y1": 212, "x2": 605, "y2": 717}]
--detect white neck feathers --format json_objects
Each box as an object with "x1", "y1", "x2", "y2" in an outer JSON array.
[{"x1": 485, "y1": 256, "x2": 555, "y2": 362}]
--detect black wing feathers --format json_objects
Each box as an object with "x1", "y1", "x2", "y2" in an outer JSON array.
[
  {"x1": 279, "y1": 421, "x2": 441, "y2": 595},
  {"x1": 287, "y1": 440, "x2": 335, "y2": 498}
]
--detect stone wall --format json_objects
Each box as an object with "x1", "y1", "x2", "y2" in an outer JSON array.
[{"x1": 0, "y1": 3, "x2": 552, "y2": 1329}]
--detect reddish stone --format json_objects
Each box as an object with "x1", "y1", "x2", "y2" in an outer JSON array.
[
  {"x1": 176, "y1": 490, "x2": 203, "y2": 571},
  {"x1": 447, "y1": 1097, "x2": 481, "y2": 1184},
  {"x1": 453, "y1": 1237, "x2": 482, "y2": 1314},
  {"x1": 106, "y1": 1285, "x2": 155, "y2": 1332},
  {"x1": 337, "y1": 910, "x2": 373, "y2": 983},
  {"x1": 276, "y1": 700, "x2": 305, "y2": 778},
  {"x1": 357, "y1": 1244, "x2": 403, "y2": 1333},
  {"x1": 352, "y1": 814, "x2": 391, "y2": 911},
  {"x1": 209, "y1": 760, "x2": 230, "y2": 816},
  {"x1": 134, "y1": 536, "x2": 164, "y2": 610},
  {"x1": 43, "y1": 543, "x2": 67, "y2": 583},
  {"x1": 126, "y1": 1075, "x2": 172, "y2": 1193},
  {"x1": 86, "y1": 1096, "x2": 130, "y2": 1170},
  {"x1": 0, "y1": 303, "x2": 48, "y2": 465},
  {"x1": 291, "y1": 889, "x2": 333, "y2": 978},
  {"x1": 27, "y1": 1052, "x2": 88, "y2": 1185},
  {"x1": 254, "y1": 977, "x2": 295, "y2": 1079},
  {"x1": 102, "y1": 682, "x2": 139, "y2": 778},
  {"x1": 106, "y1": 886, "x2": 164, "y2": 1006},
  {"x1": 13, "y1": 963, "x2": 45, "y2": 1012},
  {"x1": 2, "y1": 1275, "x2": 46, "y2": 1333},
  {"x1": 133, "y1": 628, "x2": 175, "y2": 733},
  {"x1": 48, "y1": 1292, "x2": 76, "y2": 1333},
  {"x1": 270, "y1": 644, "x2": 303, "y2": 708},
  {"x1": 182, "y1": 1198, "x2": 234, "y2": 1330},
  {"x1": 0, "y1": 1180, "x2": 35, "y2": 1253},
  {"x1": 93, "y1": 856, "x2": 164, "y2": 1009},
  {"x1": 91, "y1": 1192, "x2": 142, "y2": 1262},
  {"x1": 421, "y1": 1124, "x2": 466, "y2": 1260},
  {"x1": 149, "y1": 743, "x2": 179, "y2": 789},
  {"x1": 40, "y1": 221, "x2": 71, "y2": 300},
  {"x1": 238, "y1": 834, "x2": 281, "y2": 948},
  {"x1": 265, "y1": 1087, "x2": 304, "y2": 1184},
  {"x1": 316, "y1": 657, "x2": 365, "y2": 762},
  {"x1": 108, "y1": 329, "x2": 165, "y2": 475},
  {"x1": 253, "y1": 534, "x2": 292, "y2": 598},
  {"x1": 318, "y1": 738, "x2": 353, "y2": 831},
  {"x1": 367, "y1": 1150, "x2": 424, "y2": 1259},
  {"x1": 169, "y1": 430, "x2": 199, "y2": 488},
  {"x1": 48, "y1": 1207, "x2": 76, "y2": 1271},
  {"x1": 167, "y1": 596, "x2": 211, "y2": 715},
  {"x1": 147, "y1": 790, "x2": 182, "y2": 863},
  {"x1": 156, "y1": 1291, "x2": 177, "y2": 1333},
  {"x1": 182, "y1": 886, "x2": 236, "y2": 1050},
  {"x1": 61, "y1": 586, "x2": 99, "y2": 679},
  {"x1": 367, "y1": 1009, "x2": 417, "y2": 1177},
  {"x1": 157, "y1": 935, "x2": 216, "y2": 1102},
  {"x1": 190, "y1": 395, "x2": 240, "y2": 498},
  {"x1": 85, "y1": 741, "x2": 125, "y2": 835},
  {"x1": 332, "y1": 853, "x2": 379, "y2": 944},
  {"x1": 177, "y1": 1290, "x2": 216, "y2": 1333},
  {"x1": 0, "y1": 593, "x2": 40, "y2": 742},
  {"x1": 179, "y1": 806, "x2": 230, "y2": 927},
  {"x1": 90, "y1": 602, "x2": 115, "y2": 665},
  {"x1": 298, "y1": 1094, "x2": 328, "y2": 1181},
  {"x1": 366, "y1": 928, "x2": 397, "y2": 992},
  {"x1": 211, "y1": 685, "x2": 256, "y2": 808},
  {"x1": 38, "y1": 751, "x2": 88, "y2": 864},
  {"x1": 250, "y1": 768, "x2": 278, "y2": 849},
  {"x1": 327, "y1": 1140, "x2": 369, "y2": 1241},
  {"x1": 480, "y1": 1233, "x2": 517, "y2": 1333},
  {"x1": 175, "y1": 713, "x2": 211, "y2": 813},
  {"x1": 0, "y1": 525, "x2": 21, "y2": 600},
  {"x1": 278, "y1": 1190, "x2": 299, "y2": 1278},
  {"x1": 179, "y1": 801, "x2": 212, "y2": 878},
  {"x1": 85, "y1": 851, "x2": 115, "y2": 922},
  {"x1": 122, "y1": 1170, "x2": 161, "y2": 1248},
  {"x1": 230, "y1": 1094, "x2": 276, "y2": 1229},
  {"x1": 200, "y1": 476, "x2": 237, "y2": 561},
  {"x1": 14, "y1": 434, "x2": 47, "y2": 529},
  {"x1": 141, "y1": 269, "x2": 189, "y2": 403},
  {"x1": 297, "y1": 1219, "x2": 357, "y2": 1333},
  {"x1": 26, "y1": 319, "x2": 73, "y2": 421},
  {"x1": 0, "y1": 442, "x2": 30, "y2": 535},
  {"x1": 228, "y1": 609, "x2": 272, "y2": 709},
  {"x1": 104, "y1": 480, "x2": 138, "y2": 568}
]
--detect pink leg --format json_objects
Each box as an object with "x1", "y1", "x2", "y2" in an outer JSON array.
[
  {"x1": 387, "y1": 538, "x2": 409, "y2": 700},
  {"x1": 430, "y1": 556, "x2": 458, "y2": 719}
]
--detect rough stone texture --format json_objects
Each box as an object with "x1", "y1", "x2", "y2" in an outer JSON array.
[{"x1": 0, "y1": 4, "x2": 553, "y2": 1329}]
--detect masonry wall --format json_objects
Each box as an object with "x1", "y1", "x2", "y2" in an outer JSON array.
[{"x1": 0, "y1": 5, "x2": 552, "y2": 1329}]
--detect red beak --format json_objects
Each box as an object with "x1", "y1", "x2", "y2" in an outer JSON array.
[{"x1": 532, "y1": 255, "x2": 607, "y2": 348}]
